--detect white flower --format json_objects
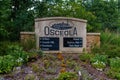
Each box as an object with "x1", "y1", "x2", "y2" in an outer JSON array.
[{"x1": 16, "y1": 57, "x2": 24, "y2": 62}]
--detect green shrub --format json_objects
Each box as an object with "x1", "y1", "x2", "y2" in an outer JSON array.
[
  {"x1": 0, "y1": 41, "x2": 10, "y2": 56},
  {"x1": 7, "y1": 45, "x2": 29, "y2": 65},
  {"x1": 92, "y1": 31, "x2": 120, "y2": 58},
  {"x1": 36, "y1": 50, "x2": 44, "y2": 57},
  {"x1": 90, "y1": 54, "x2": 108, "y2": 70},
  {"x1": 90, "y1": 54, "x2": 108, "y2": 64},
  {"x1": 67, "y1": 60, "x2": 77, "y2": 69},
  {"x1": 0, "y1": 44, "x2": 30, "y2": 73},
  {"x1": 91, "y1": 61, "x2": 106, "y2": 70},
  {"x1": 55, "y1": 72, "x2": 78, "y2": 80},
  {"x1": 31, "y1": 63, "x2": 40, "y2": 72},
  {"x1": 27, "y1": 49, "x2": 44, "y2": 61},
  {"x1": 109, "y1": 57, "x2": 120, "y2": 72},
  {"x1": 107, "y1": 69, "x2": 120, "y2": 79},
  {"x1": 79, "y1": 53, "x2": 94, "y2": 62},
  {"x1": 0, "y1": 55, "x2": 15, "y2": 73},
  {"x1": 21, "y1": 38, "x2": 36, "y2": 51},
  {"x1": 0, "y1": 41, "x2": 33, "y2": 74}
]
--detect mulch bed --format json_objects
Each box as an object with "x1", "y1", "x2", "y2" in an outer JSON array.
[{"x1": 0, "y1": 53, "x2": 116, "y2": 80}]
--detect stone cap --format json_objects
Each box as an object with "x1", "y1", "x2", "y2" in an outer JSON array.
[
  {"x1": 87, "y1": 33, "x2": 100, "y2": 36},
  {"x1": 35, "y1": 17, "x2": 87, "y2": 23},
  {"x1": 20, "y1": 32, "x2": 35, "y2": 35}
]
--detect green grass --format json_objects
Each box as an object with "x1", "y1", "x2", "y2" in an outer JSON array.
[{"x1": 92, "y1": 31, "x2": 120, "y2": 58}]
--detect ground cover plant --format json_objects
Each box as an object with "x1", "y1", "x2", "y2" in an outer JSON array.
[
  {"x1": 0, "y1": 41, "x2": 43, "y2": 74},
  {"x1": 90, "y1": 31, "x2": 120, "y2": 79},
  {"x1": 106, "y1": 57, "x2": 120, "y2": 79},
  {"x1": 0, "y1": 43, "x2": 28, "y2": 73},
  {"x1": 0, "y1": 52, "x2": 113, "y2": 80},
  {"x1": 92, "y1": 31, "x2": 120, "y2": 58},
  {"x1": 78, "y1": 31, "x2": 120, "y2": 79}
]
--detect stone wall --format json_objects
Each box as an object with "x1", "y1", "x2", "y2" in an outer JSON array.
[
  {"x1": 35, "y1": 17, "x2": 87, "y2": 53},
  {"x1": 86, "y1": 33, "x2": 100, "y2": 52},
  {"x1": 20, "y1": 32, "x2": 35, "y2": 43},
  {"x1": 20, "y1": 32, "x2": 100, "y2": 52}
]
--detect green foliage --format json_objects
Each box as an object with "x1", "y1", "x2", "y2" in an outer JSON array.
[
  {"x1": 90, "y1": 54, "x2": 108, "y2": 64},
  {"x1": 0, "y1": 43, "x2": 29, "y2": 73},
  {"x1": 0, "y1": 0, "x2": 11, "y2": 41},
  {"x1": 27, "y1": 52, "x2": 38, "y2": 61},
  {"x1": 0, "y1": 27, "x2": 9, "y2": 41},
  {"x1": 28, "y1": 49, "x2": 44, "y2": 57},
  {"x1": 85, "y1": 0, "x2": 119, "y2": 31},
  {"x1": 106, "y1": 69, "x2": 120, "y2": 79},
  {"x1": 109, "y1": 57, "x2": 120, "y2": 72},
  {"x1": 24, "y1": 74, "x2": 36, "y2": 80},
  {"x1": 79, "y1": 53, "x2": 94, "y2": 62},
  {"x1": 91, "y1": 61, "x2": 106, "y2": 70},
  {"x1": 7, "y1": 45, "x2": 29, "y2": 65},
  {"x1": 106, "y1": 62, "x2": 120, "y2": 80},
  {"x1": 90, "y1": 54, "x2": 107, "y2": 69},
  {"x1": 56, "y1": 72, "x2": 78, "y2": 80},
  {"x1": 0, "y1": 55, "x2": 14, "y2": 73},
  {"x1": 92, "y1": 31, "x2": 120, "y2": 58},
  {"x1": 0, "y1": 41, "x2": 10, "y2": 56},
  {"x1": 36, "y1": 49, "x2": 44, "y2": 57},
  {"x1": 1, "y1": 0, "x2": 120, "y2": 41},
  {"x1": 91, "y1": 31, "x2": 120, "y2": 79},
  {"x1": 46, "y1": 1, "x2": 96, "y2": 32},
  {"x1": 67, "y1": 60, "x2": 77, "y2": 69},
  {"x1": 21, "y1": 38, "x2": 36, "y2": 51},
  {"x1": 31, "y1": 63, "x2": 40, "y2": 72},
  {"x1": 101, "y1": 31, "x2": 120, "y2": 46}
]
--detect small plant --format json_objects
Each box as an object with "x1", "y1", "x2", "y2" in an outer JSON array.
[
  {"x1": 8, "y1": 45, "x2": 29, "y2": 65},
  {"x1": 31, "y1": 63, "x2": 39, "y2": 72},
  {"x1": 66, "y1": 60, "x2": 77, "y2": 69},
  {"x1": 39, "y1": 66, "x2": 45, "y2": 72},
  {"x1": 79, "y1": 53, "x2": 94, "y2": 62},
  {"x1": 43, "y1": 60, "x2": 51, "y2": 69},
  {"x1": 55, "y1": 72, "x2": 78, "y2": 80},
  {"x1": 90, "y1": 54, "x2": 108, "y2": 64},
  {"x1": 21, "y1": 38, "x2": 36, "y2": 51},
  {"x1": 36, "y1": 49, "x2": 44, "y2": 57},
  {"x1": 24, "y1": 74, "x2": 36, "y2": 80},
  {"x1": 45, "y1": 67, "x2": 57, "y2": 74},
  {"x1": 90, "y1": 54, "x2": 108, "y2": 70},
  {"x1": 91, "y1": 60, "x2": 106, "y2": 71},
  {"x1": 106, "y1": 69, "x2": 120, "y2": 79},
  {"x1": 27, "y1": 52, "x2": 38, "y2": 61},
  {"x1": 109, "y1": 57, "x2": 120, "y2": 72}
]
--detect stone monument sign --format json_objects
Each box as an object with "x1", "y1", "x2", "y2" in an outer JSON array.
[{"x1": 35, "y1": 17, "x2": 87, "y2": 53}]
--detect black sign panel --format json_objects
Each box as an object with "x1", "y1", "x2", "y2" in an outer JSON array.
[
  {"x1": 39, "y1": 37, "x2": 59, "y2": 51},
  {"x1": 63, "y1": 37, "x2": 83, "y2": 47}
]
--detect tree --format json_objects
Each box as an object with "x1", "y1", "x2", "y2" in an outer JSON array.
[
  {"x1": 0, "y1": 0, "x2": 11, "y2": 41},
  {"x1": 9, "y1": 0, "x2": 34, "y2": 40},
  {"x1": 84, "y1": 0, "x2": 120, "y2": 31},
  {"x1": 43, "y1": 0, "x2": 96, "y2": 31}
]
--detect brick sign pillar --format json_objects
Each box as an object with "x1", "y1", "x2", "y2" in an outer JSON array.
[{"x1": 35, "y1": 17, "x2": 87, "y2": 53}]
